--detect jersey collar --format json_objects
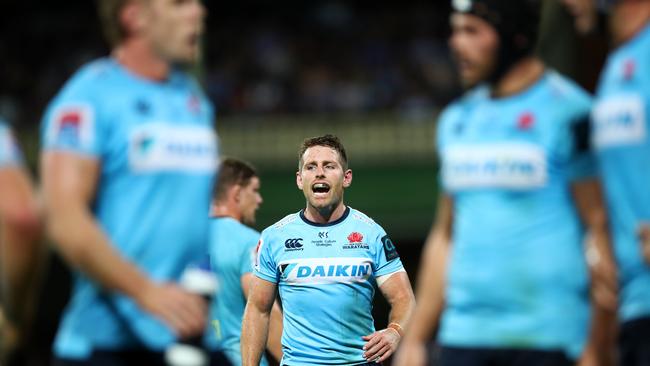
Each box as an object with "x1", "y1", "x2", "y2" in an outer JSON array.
[{"x1": 299, "y1": 206, "x2": 350, "y2": 227}]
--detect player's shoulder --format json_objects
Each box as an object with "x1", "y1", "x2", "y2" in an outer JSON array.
[
  {"x1": 536, "y1": 71, "x2": 592, "y2": 124},
  {"x1": 64, "y1": 58, "x2": 119, "y2": 90},
  {"x1": 544, "y1": 70, "x2": 592, "y2": 106},
  {"x1": 347, "y1": 208, "x2": 391, "y2": 241},
  {"x1": 239, "y1": 223, "x2": 261, "y2": 243},
  {"x1": 49, "y1": 58, "x2": 122, "y2": 105},
  {"x1": 600, "y1": 27, "x2": 650, "y2": 88},
  {"x1": 347, "y1": 207, "x2": 378, "y2": 227},
  {"x1": 216, "y1": 217, "x2": 260, "y2": 241},
  {"x1": 439, "y1": 85, "x2": 488, "y2": 125},
  {"x1": 263, "y1": 212, "x2": 301, "y2": 234},
  {"x1": 446, "y1": 85, "x2": 488, "y2": 113}
]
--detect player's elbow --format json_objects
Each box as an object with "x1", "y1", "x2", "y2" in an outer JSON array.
[
  {"x1": 394, "y1": 282, "x2": 416, "y2": 311},
  {"x1": 1, "y1": 204, "x2": 41, "y2": 238},
  {"x1": 44, "y1": 208, "x2": 88, "y2": 265}
]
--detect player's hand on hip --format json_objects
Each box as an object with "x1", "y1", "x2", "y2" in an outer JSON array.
[
  {"x1": 392, "y1": 338, "x2": 427, "y2": 366},
  {"x1": 136, "y1": 282, "x2": 207, "y2": 338},
  {"x1": 362, "y1": 327, "x2": 401, "y2": 363}
]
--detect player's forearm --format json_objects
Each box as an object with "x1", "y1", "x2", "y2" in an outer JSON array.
[
  {"x1": 581, "y1": 304, "x2": 617, "y2": 366},
  {"x1": 386, "y1": 280, "x2": 415, "y2": 333},
  {"x1": 46, "y1": 207, "x2": 151, "y2": 300},
  {"x1": 241, "y1": 302, "x2": 271, "y2": 366},
  {"x1": 0, "y1": 219, "x2": 43, "y2": 325},
  {"x1": 0, "y1": 168, "x2": 43, "y2": 324},
  {"x1": 405, "y1": 231, "x2": 449, "y2": 343},
  {"x1": 266, "y1": 301, "x2": 284, "y2": 362}
]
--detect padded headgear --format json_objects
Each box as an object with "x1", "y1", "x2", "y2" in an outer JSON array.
[{"x1": 452, "y1": 0, "x2": 541, "y2": 83}]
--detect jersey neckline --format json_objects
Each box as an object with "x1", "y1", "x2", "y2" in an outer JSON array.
[{"x1": 299, "y1": 206, "x2": 350, "y2": 227}]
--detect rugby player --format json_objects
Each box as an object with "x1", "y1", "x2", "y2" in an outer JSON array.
[
  {"x1": 591, "y1": 1, "x2": 650, "y2": 364},
  {"x1": 395, "y1": 1, "x2": 616, "y2": 365},
  {"x1": 0, "y1": 119, "x2": 42, "y2": 362},
  {"x1": 40, "y1": 0, "x2": 217, "y2": 364},
  {"x1": 207, "y1": 158, "x2": 283, "y2": 366},
  {"x1": 241, "y1": 134, "x2": 415, "y2": 366}
]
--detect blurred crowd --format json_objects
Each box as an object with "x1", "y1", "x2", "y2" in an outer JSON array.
[{"x1": 0, "y1": 1, "x2": 459, "y2": 132}]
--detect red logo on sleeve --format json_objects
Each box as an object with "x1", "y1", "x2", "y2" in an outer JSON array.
[{"x1": 49, "y1": 105, "x2": 94, "y2": 148}]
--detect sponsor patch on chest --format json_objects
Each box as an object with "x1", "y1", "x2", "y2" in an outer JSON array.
[
  {"x1": 442, "y1": 143, "x2": 548, "y2": 190},
  {"x1": 278, "y1": 257, "x2": 374, "y2": 285},
  {"x1": 128, "y1": 124, "x2": 217, "y2": 173},
  {"x1": 592, "y1": 94, "x2": 647, "y2": 149}
]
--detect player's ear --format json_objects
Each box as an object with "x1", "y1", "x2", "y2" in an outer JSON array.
[
  {"x1": 343, "y1": 169, "x2": 352, "y2": 188},
  {"x1": 231, "y1": 185, "x2": 242, "y2": 203},
  {"x1": 296, "y1": 170, "x2": 304, "y2": 190},
  {"x1": 121, "y1": 0, "x2": 147, "y2": 36}
]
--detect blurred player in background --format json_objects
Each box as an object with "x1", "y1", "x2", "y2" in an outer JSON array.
[
  {"x1": 206, "y1": 158, "x2": 282, "y2": 366},
  {"x1": 590, "y1": 0, "x2": 650, "y2": 364},
  {"x1": 0, "y1": 119, "x2": 42, "y2": 363},
  {"x1": 40, "y1": 0, "x2": 217, "y2": 364},
  {"x1": 395, "y1": 0, "x2": 617, "y2": 365},
  {"x1": 242, "y1": 135, "x2": 415, "y2": 366}
]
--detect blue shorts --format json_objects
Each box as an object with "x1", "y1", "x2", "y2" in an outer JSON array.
[
  {"x1": 619, "y1": 316, "x2": 650, "y2": 366},
  {"x1": 439, "y1": 346, "x2": 574, "y2": 366}
]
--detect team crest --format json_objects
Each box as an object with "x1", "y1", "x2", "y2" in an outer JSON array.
[
  {"x1": 48, "y1": 104, "x2": 94, "y2": 149},
  {"x1": 344, "y1": 232, "x2": 368, "y2": 250}
]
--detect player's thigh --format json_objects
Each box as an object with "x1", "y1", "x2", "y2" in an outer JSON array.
[
  {"x1": 509, "y1": 348, "x2": 574, "y2": 366},
  {"x1": 620, "y1": 316, "x2": 650, "y2": 366}
]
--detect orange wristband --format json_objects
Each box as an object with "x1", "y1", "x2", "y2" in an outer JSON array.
[{"x1": 387, "y1": 322, "x2": 404, "y2": 337}]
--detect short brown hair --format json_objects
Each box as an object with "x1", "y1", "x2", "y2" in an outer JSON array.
[
  {"x1": 96, "y1": 0, "x2": 131, "y2": 47},
  {"x1": 298, "y1": 134, "x2": 348, "y2": 170},
  {"x1": 213, "y1": 158, "x2": 258, "y2": 202}
]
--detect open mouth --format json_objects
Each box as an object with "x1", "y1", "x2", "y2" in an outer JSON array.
[{"x1": 312, "y1": 182, "x2": 331, "y2": 195}]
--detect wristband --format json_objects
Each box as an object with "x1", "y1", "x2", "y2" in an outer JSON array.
[{"x1": 387, "y1": 322, "x2": 404, "y2": 337}]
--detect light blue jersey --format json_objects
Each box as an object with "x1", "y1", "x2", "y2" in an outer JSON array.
[
  {"x1": 592, "y1": 23, "x2": 650, "y2": 323},
  {"x1": 0, "y1": 120, "x2": 22, "y2": 167},
  {"x1": 41, "y1": 58, "x2": 218, "y2": 359},
  {"x1": 437, "y1": 71, "x2": 594, "y2": 359},
  {"x1": 255, "y1": 207, "x2": 403, "y2": 366},
  {"x1": 206, "y1": 217, "x2": 267, "y2": 366}
]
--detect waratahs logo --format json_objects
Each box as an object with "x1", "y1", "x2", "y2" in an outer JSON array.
[
  {"x1": 278, "y1": 258, "x2": 374, "y2": 285},
  {"x1": 347, "y1": 232, "x2": 363, "y2": 243},
  {"x1": 344, "y1": 232, "x2": 368, "y2": 249}
]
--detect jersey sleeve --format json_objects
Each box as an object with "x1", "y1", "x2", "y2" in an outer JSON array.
[
  {"x1": 240, "y1": 230, "x2": 261, "y2": 277},
  {"x1": 254, "y1": 230, "x2": 279, "y2": 283},
  {"x1": 435, "y1": 104, "x2": 460, "y2": 193},
  {"x1": 372, "y1": 225, "x2": 404, "y2": 277},
  {"x1": 41, "y1": 74, "x2": 105, "y2": 158},
  {"x1": 567, "y1": 115, "x2": 597, "y2": 180},
  {"x1": 0, "y1": 123, "x2": 23, "y2": 167}
]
